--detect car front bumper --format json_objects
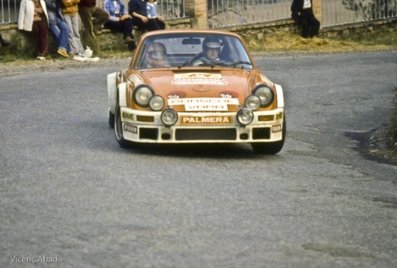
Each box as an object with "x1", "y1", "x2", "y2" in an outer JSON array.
[{"x1": 120, "y1": 107, "x2": 284, "y2": 143}]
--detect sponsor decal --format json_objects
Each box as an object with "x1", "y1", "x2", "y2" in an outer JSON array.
[
  {"x1": 220, "y1": 93, "x2": 233, "y2": 98},
  {"x1": 168, "y1": 98, "x2": 239, "y2": 111},
  {"x1": 168, "y1": 94, "x2": 181, "y2": 99},
  {"x1": 122, "y1": 112, "x2": 134, "y2": 120},
  {"x1": 275, "y1": 112, "x2": 283, "y2": 120},
  {"x1": 181, "y1": 116, "x2": 232, "y2": 125},
  {"x1": 124, "y1": 124, "x2": 137, "y2": 133},
  {"x1": 272, "y1": 124, "x2": 282, "y2": 133},
  {"x1": 173, "y1": 73, "x2": 226, "y2": 85}
]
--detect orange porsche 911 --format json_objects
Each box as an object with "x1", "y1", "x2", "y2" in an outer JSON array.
[{"x1": 107, "y1": 30, "x2": 285, "y2": 154}]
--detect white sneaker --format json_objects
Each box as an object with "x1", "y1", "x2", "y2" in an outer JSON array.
[
  {"x1": 83, "y1": 47, "x2": 93, "y2": 58},
  {"x1": 73, "y1": 55, "x2": 87, "y2": 61},
  {"x1": 85, "y1": 57, "x2": 100, "y2": 62}
]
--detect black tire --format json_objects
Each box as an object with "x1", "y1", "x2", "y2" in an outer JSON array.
[
  {"x1": 251, "y1": 117, "x2": 286, "y2": 154},
  {"x1": 114, "y1": 104, "x2": 133, "y2": 148},
  {"x1": 108, "y1": 111, "x2": 115, "y2": 129}
]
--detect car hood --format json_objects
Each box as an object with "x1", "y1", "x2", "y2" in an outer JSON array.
[{"x1": 133, "y1": 69, "x2": 273, "y2": 111}]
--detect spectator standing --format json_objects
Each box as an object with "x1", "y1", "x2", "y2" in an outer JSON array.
[
  {"x1": 18, "y1": 0, "x2": 49, "y2": 60},
  {"x1": 103, "y1": 0, "x2": 136, "y2": 51},
  {"x1": 128, "y1": 0, "x2": 163, "y2": 32},
  {"x1": 44, "y1": 0, "x2": 70, "y2": 58},
  {"x1": 61, "y1": 0, "x2": 88, "y2": 59},
  {"x1": 78, "y1": 0, "x2": 109, "y2": 55},
  {"x1": 146, "y1": 0, "x2": 165, "y2": 30},
  {"x1": 291, "y1": 0, "x2": 320, "y2": 38},
  {"x1": 0, "y1": 33, "x2": 11, "y2": 47}
]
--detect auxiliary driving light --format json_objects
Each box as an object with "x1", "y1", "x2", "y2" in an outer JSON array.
[
  {"x1": 237, "y1": 108, "x2": 254, "y2": 125},
  {"x1": 161, "y1": 108, "x2": 178, "y2": 126}
]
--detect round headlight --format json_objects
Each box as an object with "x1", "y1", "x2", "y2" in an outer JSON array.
[
  {"x1": 253, "y1": 86, "x2": 274, "y2": 107},
  {"x1": 134, "y1": 86, "x2": 153, "y2": 106},
  {"x1": 161, "y1": 108, "x2": 178, "y2": 126},
  {"x1": 149, "y1": 95, "x2": 164, "y2": 111},
  {"x1": 245, "y1": 95, "x2": 261, "y2": 110},
  {"x1": 237, "y1": 108, "x2": 254, "y2": 125}
]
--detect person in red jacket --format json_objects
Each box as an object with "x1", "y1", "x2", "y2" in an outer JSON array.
[
  {"x1": 291, "y1": 0, "x2": 320, "y2": 38},
  {"x1": 78, "y1": 0, "x2": 109, "y2": 54}
]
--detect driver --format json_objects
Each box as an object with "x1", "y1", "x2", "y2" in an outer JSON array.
[
  {"x1": 145, "y1": 42, "x2": 169, "y2": 68},
  {"x1": 191, "y1": 37, "x2": 222, "y2": 66}
]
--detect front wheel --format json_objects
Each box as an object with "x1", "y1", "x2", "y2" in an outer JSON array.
[
  {"x1": 114, "y1": 104, "x2": 133, "y2": 148},
  {"x1": 108, "y1": 111, "x2": 114, "y2": 129},
  {"x1": 251, "y1": 118, "x2": 286, "y2": 155}
]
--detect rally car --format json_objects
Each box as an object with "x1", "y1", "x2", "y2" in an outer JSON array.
[{"x1": 107, "y1": 29, "x2": 285, "y2": 154}]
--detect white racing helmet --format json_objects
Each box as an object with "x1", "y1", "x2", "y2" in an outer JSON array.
[{"x1": 202, "y1": 36, "x2": 222, "y2": 52}]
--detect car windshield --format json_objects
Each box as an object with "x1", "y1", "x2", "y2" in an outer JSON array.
[{"x1": 134, "y1": 33, "x2": 253, "y2": 70}]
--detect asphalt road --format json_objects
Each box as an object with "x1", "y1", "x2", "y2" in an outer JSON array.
[{"x1": 1, "y1": 52, "x2": 396, "y2": 267}]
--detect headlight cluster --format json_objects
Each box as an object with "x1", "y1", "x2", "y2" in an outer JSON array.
[
  {"x1": 238, "y1": 85, "x2": 274, "y2": 126},
  {"x1": 133, "y1": 85, "x2": 164, "y2": 111}
]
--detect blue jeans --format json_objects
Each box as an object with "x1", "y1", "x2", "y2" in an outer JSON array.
[{"x1": 49, "y1": 20, "x2": 70, "y2": 51}]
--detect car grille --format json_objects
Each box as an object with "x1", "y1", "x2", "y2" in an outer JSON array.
[{"x1": 175, "y1": 128, "x2": 237, "y2": 141}]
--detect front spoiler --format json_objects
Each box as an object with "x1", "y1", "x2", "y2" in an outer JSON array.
[{"x1": 119, "y1": 107, "x2": 284, "y2": 143}]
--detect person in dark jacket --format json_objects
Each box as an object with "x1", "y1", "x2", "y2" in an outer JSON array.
[
  {"x1": 291, "y1": 0, "x2": 320, "y2": 38},
  {"x1": 103, "y1": 0, "x2": 136, "y2": 51},
  {"x1": 128, "y1": 0, "x2": 163, "y2": 31}
]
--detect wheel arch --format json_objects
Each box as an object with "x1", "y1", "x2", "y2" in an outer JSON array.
[
  {"x1": 108, "y1": 72, "x2": 128, "y2": 114},
  {"x1": 275, "y1": 84, "x2": 284, "y2": 108}
]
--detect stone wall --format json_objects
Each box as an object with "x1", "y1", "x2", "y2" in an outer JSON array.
[{"x1": 0, "y1": 17, "x2": 193, "y2": 56}]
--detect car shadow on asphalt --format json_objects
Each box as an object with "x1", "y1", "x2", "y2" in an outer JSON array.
[{"x1": 115, "y1": 142, "x2": 284, "y2": 160}]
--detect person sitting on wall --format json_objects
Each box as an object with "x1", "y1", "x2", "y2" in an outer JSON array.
[
  {"x1": 146, "y1": 0, "x2": 165, "y2": 30},
  {"x1": 103, "y1": 0, "x2": 136, "y2": 51},
  {"x1": 128, "y1": 0, "x2": 164, "y2": 32},
  {"x1": 45, "y1": 0, "x2": 71, "y2": 58},
  {"x1": 291, "y1": 0, "x2": 320, "y2": 38}
]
